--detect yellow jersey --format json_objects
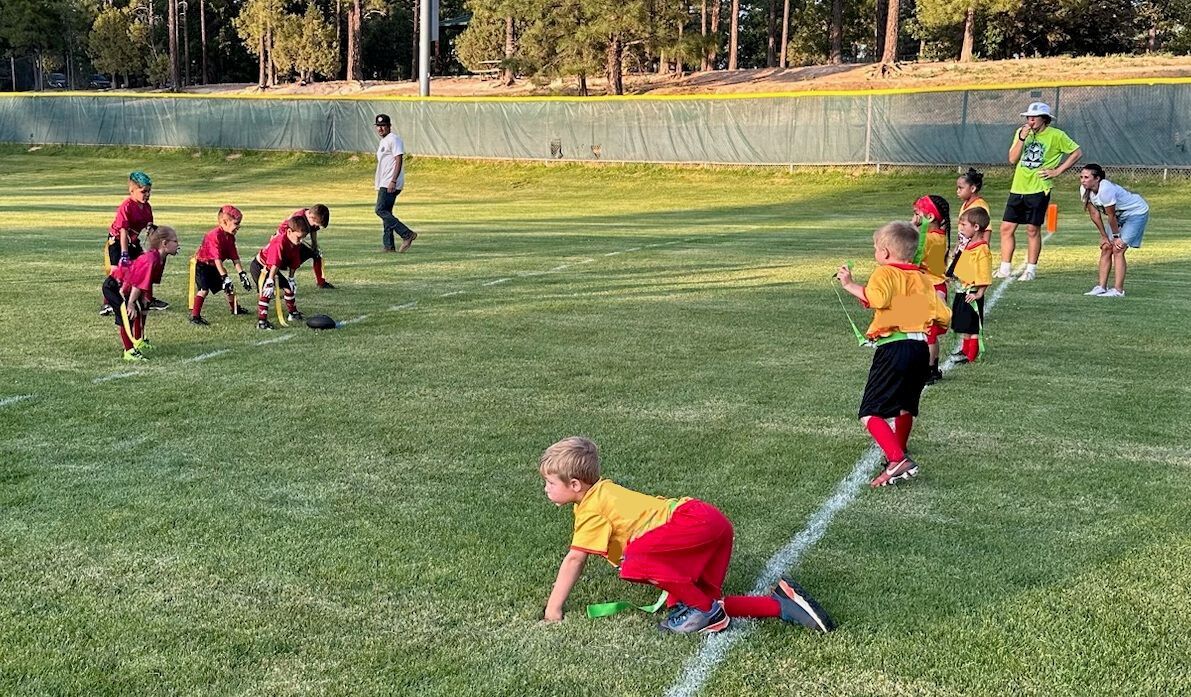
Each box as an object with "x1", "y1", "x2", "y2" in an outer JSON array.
[
  {"x1": 863, "y1": 263, "x2": 951, "y2": 339},
  {"x1": 570, "y1": 480, "x2": 689, "y2": 566}
]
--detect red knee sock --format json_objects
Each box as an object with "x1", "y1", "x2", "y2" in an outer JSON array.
[
  {"x1": 963, "y1": 337, "x2": 980, "y2": 362},
  {"x1": 865, "y1": 418, "x2": 905, "y2": 463},
  {"x1": 313, "y1": 257, "x2": 326, "y2": 286},
  {"x1": 283, "y1": 290, "x2": 296, "y2": 314},
  {"x1": 893, "y1": 413, "x2": 914, "y2": 451},
  {"x1": 192, "y1": 294, "x2": 205, "y2": 318},
  {"x1": 133, "y1": 314, "x2": 145, "y2": 341},
  {"x1": 722, "y1": 595, "x2": 780, "y2": 618},
  {"x1": 257, "y1": 296, "x2": 269, "y2": 320},
  {"x1": 117, "y1": 325, "x2": 133, "y2": 350}
]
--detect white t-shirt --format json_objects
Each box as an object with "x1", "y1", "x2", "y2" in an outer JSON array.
[
  {"x1": 1080, "y1": 179, "x2": 1148, "y2": 218},
  {"x1": 375, "y1": 132, "x2": 405, "y2": 190}
]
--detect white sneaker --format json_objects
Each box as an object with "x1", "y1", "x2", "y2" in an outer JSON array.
[
  {"x1": 1018, "y1": 268, "x2": 1037, "y2": 281},
  {"x1": 1084, "y1": 286, "x2": 1107, "y2": 296},
  {"x1": 1101, "y1": 288, "x2": 1125, "y2": 297}
]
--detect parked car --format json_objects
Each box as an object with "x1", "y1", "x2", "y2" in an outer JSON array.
[
  {"x1": 47, "y1": 72, "x2": 67, "y2": 89},
  {"x1": 88, "y1": 74, "x2": 112, "y2": 89}
]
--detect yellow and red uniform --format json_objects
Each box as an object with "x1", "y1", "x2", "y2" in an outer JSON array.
[
  {"x1": 951, "y1": 239, "x2": 993, "y2": 289},
  {"x1": 570, "y1": 479, "x2": 688, "y2": 565},
  {"x1": 860, "y1": 263, "x2": 951, "y2": 340}
]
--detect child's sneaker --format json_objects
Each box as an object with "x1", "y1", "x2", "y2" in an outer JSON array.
[
  {"x1": 926, "y1": 366, "x2": 943, "y2": 384},
  {"x1": 99, "y1": 304, "x2": 114, "y2": 317},
  {"x1": 257, "y1": 319, "x2": 274, "y2": 330},
  {"x1": 148, "y1": 298, "x2": 170, "y2": 311},
  {"x1": 658, "y1": 601, "x2": 730, "y2": 634},
  {"x1": 1084, "y1": 285, "x2": 1107, "y2": 296},
  {"x1": 870, "y1": 456, "x2": 919, "y2": 488},
  {"x1": 134, "y1": 338, "x2": 157, "y2": 352},
  {"x1": 230, "y1": 304, "x2": 248, "y2": 315},
  {"x1": 1102, "y1": 288, "x2": 1125, "y2": 297},
  {"x1": 318, "y1": 281, "x2": 337, "y2": 290},
  {"x1": 122, "y1": 348, "x2": 148, "y2": 362},
  {"x1": 189, "y1": 315, "x2": 210, "y2": 326},
  {"x1": 772, "y1": 577, "x2": 836, "y2": 633},
  {"x1": 287, "y1": 310, "x2": 304, "y2": 321}
]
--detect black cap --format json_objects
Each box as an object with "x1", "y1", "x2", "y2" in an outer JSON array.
[{"x1": 375, "y1": 114, "x2": 391, "y2": 127}]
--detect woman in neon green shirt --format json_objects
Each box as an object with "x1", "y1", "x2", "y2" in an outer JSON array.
[{"x1": 997, "y1": 102, "x2": 1082, "y2": 281}]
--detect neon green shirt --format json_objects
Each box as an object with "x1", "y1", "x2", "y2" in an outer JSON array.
[{"x1": 1010, "y1": 126, "x2": 1080, "y2": 195}]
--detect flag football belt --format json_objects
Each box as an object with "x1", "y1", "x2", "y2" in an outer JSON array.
[
  {"x1": 585, "y1": 499, "x2": 680, "y2": 620},
  {"x1": 874, "y1": 331, "x2": 926, "y2": 347}
]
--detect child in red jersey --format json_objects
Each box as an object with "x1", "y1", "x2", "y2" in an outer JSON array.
[
  {"x1": 540, "y1": 437, "x2": 835, "y2": 635},
  {"x1": 912, "y1": 195, "x2": 951, "y2": 384},
  {"x1": 279, "y1": 204, "x2": 335, "y2": 289},
  {"x1": 189, "y1": 205, "x2": 254, "y2": 326},
  {"x1": 101, "y1": 171, "x2": 162, "y2": 316},
  {"x1": 250, "y1": 215, "x2": 311, "y2": 330},
  {"x1": 101, "y1": 226, "x2": 180, "y2": 361}
]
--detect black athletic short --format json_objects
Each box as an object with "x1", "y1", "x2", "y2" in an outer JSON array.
[
  {"x1": 102, "y1": 276, "x2": 124, "y2": 327},
  {"x1": 298, "y1": 243, "x2": 321, "y2": 264},
  {"x1": 1002, "y1": 191, "x2": 1051, "y2": 227},
  {"x1": 249, "y1": 259, "x2": 293, "y2": 291},
  {"x1": 950, "y1": 294, "x2": 985, "y2": 336},
  {"x1": 106, "y1": 236, "x2": 144, "y2": 267},
  {"x1": 194, "y1": 261, "x2": 228, "y2": 294},
  {"x1": 858, "y1": 338, "x2": 930, "y2": 419}
]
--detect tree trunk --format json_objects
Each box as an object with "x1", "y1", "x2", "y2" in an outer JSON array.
[
  {"x1": 959, "y1": 2, "x2": 975, "y2": 62},
  {"x1": 258, "y1": 34, "x2": 267, "y2": 86},
  {"x1": 168, "y1": 0, "x2": 180, "y2": 89},
  {"x1": 183, "y1": 5, "x2": 190, "y2": 86},
  {"x1": 829, "y1": 0, "x2": 843, "y2": 64},
  {"x1": 347, "y1": 0, "x2": 362, "y2": 81},
  {"x1": 765, "y1": 0, "x2": 777, "y2": 68},
  {"x1": 578, "y1": 73, "x2": 588, "y2": 97},
  {"x1": 874, "y1": 0, "x2": 887, "y2": 61},
  {"x1": 710, "y1": 0, "x2": 720, "y2": 69},
  {"x1": 200, "y1": 0, "x2": 208, "y2": 84},
  {"x1": 605, "y1": 33, "x2": 623, "y2": 95},
  {"x1": 779, "y1": 0, "x2": 790, "y2": 67},
  {"x1": 267, "y1": 25, "x2": 276, "y2": 86},
  {"x1": 700, "y1": 0, "x2": 708, "y2": 71},
  {"x1": 728, "y1": 0, "x2": 740, "y2": 70},
  {"x1": 676, "y1": 22, "x2": 685, "y2": 77},
  {"x1": 1148, "y1": 22, "x2": 1158, "y2": 52},
  {"x1": 502, "y1": 16, "x2": 515, "y2": 86},
  {"x1": 880, "y1": 0, "x2": 899, "y2": 67}
]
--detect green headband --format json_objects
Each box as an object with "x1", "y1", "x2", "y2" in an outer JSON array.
[{"x1": 129, "y1": 171, "x2": 152, "y2": 187}]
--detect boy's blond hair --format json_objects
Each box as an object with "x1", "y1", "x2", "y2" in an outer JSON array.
[
  {"x1": 539, "y1": 436, "x2": 601, "y2": 485},
  {"x1": 874, "y1": 221, "x2": 918, "y2": 262},
  {"x1": 147, "y1": 225, "x2": 177, "y2": 249},
  {"x1": 959, "y1": 207, "x2": 990, "y2": 233}
]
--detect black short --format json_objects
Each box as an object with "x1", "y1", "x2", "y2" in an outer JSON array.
[
  {"x1": 102, "y1": 276, "x2": 124, "y2": 326},
  {"x1": 194, "y1": 261, "x2": 228, "y2": 293},
  {"x1": 298, "y1": 243, "x2": 321, "y2": 264},
  {"x1": 951, "y1": 294, "x2": 985, "y2": 335},
  {"x1": 248, "y1": 259, "x2": 292, "y2": 291},
  {"x1": 106, "y1": 236, "x2": 144, "y2": 267},
  {"x1": 1002, "y1": 191, "x2": 1051, "y2": 227},
  {"x1": 858, "y1": 339, "x2": 930, "y2": 419}
]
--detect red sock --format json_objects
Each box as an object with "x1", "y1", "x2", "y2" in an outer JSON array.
[
  {"x1": 192, "y1": 294, "x2": 205, "y2": 317},
  {"x1": 722, "y1": 595, "x2": 780, "y2": 618},
  {"x1": 893, "y1": 413, "x2": 914, "y2": 451},
  {"x1": 313, "y1": 257, "x2": 325, "y2": 286},
  {"x1": 117, "y1": 326, "x2": 133, "y2": 350},
  {"x1": 964, "y1": 337, "x2": 980, "y2": 362},
  {"x1": 284, "y1": 291, "x2": 296, "y2": 314},
  {"x1": 865, "y1": 418, "x2": 905, "y2": 462},
  {"x1": 133, "y1": 315, "x2": 145, "y2": 341},
  {"x1": 258, "y1": 296, "x2": 269, "y2": 320}
]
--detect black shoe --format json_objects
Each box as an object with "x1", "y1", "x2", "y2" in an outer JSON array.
[
  {"x1": 230, "y1": 304, "x2": 248, "y2": 315},
  {"x1": 926, "y1": 367, "x2": 943, "y2": 384},
  {"x1": 318, "y1": 281, "x2": 337, "y2": 290},
  {"x1": 148, "y1": 298, "x2": 170, "y2": 311},
  {"x1": 257, "y1": 319, "x2": 274, "y2": 330},
  {"x1": 189, "y1": 315, "x2": 210, "y2": 326},
  {"x1": 287, "y1": 311, "x2": 304, "y2": 321},
  {"x1": 99, "y1": 304, "x2": 114, "y2": 317}
]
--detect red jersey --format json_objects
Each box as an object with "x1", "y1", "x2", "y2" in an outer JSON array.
[
  {"x1": 195, "y1": 227, "x2": 240, "y2": 264},
  {"x1": 109, "y1": 197, "x2": 154, "y2": 240},
  {"x1": 277, "y1": 209, "x2": 320, "y2": 235},
  {"x1": 257, "y1": 232, "x2": 302, "y2": 272},
  {"x1": 121, "y1": 249, "x2": 167, "y2": 299}
]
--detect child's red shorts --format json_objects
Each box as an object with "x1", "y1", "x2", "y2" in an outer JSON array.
[{"x1": 618, "y1": 500, "x2": 734, "y2": 601}]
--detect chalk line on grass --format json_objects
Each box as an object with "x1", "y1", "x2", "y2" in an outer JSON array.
[
  {"x1": 183, "y1": 349, "x2": 231, "y2": 364},
  {"x1": 255, "y1": 334, "x2": 296, "y2": 346},
  {"x1": 439, "y1": 290, "x2": 465, "y2": 298},
  {"x1": 389, "y1": 301, "x2": 418, "y2": 311},
  {"x1": 482, "y1": 278, "x2": 512, "y2": 286},
  {"x1": 662, "y1": 242, "x2": 1042, "y2": 697},
  {"x1": 0, "y1": 394, "x2": 34, "y2": 408},
  {"x1": 92, "y1": 372, "x2": 140, "y2": 384},
  {"x1": 336, "y1": 315, "x2": 369, "y2": 327}
]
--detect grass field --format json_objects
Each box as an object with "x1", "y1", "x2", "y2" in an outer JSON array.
[{"x1": 1, "y1": 145, "x2": 1189, "y2": 697}]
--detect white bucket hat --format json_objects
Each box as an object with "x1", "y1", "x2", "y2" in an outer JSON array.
[{"x1": 1020, "y1": 102, "x2": 1053, "y2": 118}]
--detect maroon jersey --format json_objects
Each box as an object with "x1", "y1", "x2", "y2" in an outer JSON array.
[
  {"x1": 109, "y1": 197, "x2": 154, "y2": 240},
  {"x1": 257, "y1": 232, "x2": 301, "y2": 272},
  {"x1": 195, "y1": 227, "x2": 240, "y2": 264},
  {"x1": 121, "y1": 249, "x2": 167, "y2": 298}
]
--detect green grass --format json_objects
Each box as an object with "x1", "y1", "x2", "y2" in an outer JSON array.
[{"x1": 1, "y1": 145, "x2": 1189, "y2": 696}]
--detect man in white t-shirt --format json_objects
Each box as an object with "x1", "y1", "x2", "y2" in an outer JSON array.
[{"x1": 373, "y1": 113, "x2": 417, "y2": 253}]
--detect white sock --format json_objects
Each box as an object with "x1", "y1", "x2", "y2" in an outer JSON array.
[
  {"x1": 999, "y1": 262, "x2": 1013, "y2": 275},
  {"x1": 1025, "y1": 263, "x2": 1038, "y2": 273}
]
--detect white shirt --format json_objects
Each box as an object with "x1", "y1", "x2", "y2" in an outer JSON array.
[
  {"x1": 375, "y1": 132, "x2": 405, "y2": 190},
  {"x1": 1080, "y1": 180, "x2": 1148, "y2": 218}
]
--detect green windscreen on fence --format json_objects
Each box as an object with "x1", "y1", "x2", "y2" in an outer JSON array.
[{"x1": 1, "y1": 83, "x2": 1188, "y2": 167}]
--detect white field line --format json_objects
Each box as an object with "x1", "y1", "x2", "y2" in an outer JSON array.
[
  {"x1": 482, "y1": 278, "x2": 512, "y2": 286},
  {"x1": 336, "y1": 315, "x2": 369, "y2": 327},
  {"x1": 183, "y1": 349, "x2": 231, "y2": 364},
  {"x1": 439, "y1": 290, "x2": 465, "y2": 298},
  {"x1": 254, "y1": 334, "x2": 296, "y2": 346},
  {"x1": 604, "y1": 251, "x2": 622, "y2": 256},
  {"x1": 92, "y1": 371, "x2": 140, "y2": 384},
  {"x1": 389, "y1": 301, "x2": 418, "y2": 311},
  {"x1": 0, "y1": 394, "x2": 34, "y2": 408},
  {"x1": 662, "y1": 239, "x2": 1046, "y2": 697}
]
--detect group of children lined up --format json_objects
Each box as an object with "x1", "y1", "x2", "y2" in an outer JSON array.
[{"x1": 100, "y1": 171, "x2": 336, "y2": 361}]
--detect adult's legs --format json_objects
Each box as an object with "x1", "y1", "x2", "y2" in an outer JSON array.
[
  {"x1": 1097, "y1": 247, "x2": 1112, "y2": 289},
  {"x1": 1112, "y1": 247, "x2": 1128, "y2": 292},
  {"x1": 998, "y1": 221, "x2": 1018, "y2": 265},
  {"x1": 1025, "y1": 223, "x2": 1043, "y2": 264},
  {"x1": 375, "y1": 188, "x2": 399, "y2": 250}
]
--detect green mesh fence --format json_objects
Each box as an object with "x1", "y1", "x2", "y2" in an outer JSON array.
[{"x1": 2, "y1": 83, "x2": 1189, "y2": 167}]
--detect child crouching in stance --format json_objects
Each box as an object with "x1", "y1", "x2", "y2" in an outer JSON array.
[
  {"x1": 540, "y1": 436, "x2": 835, "y2": 634},
  {"x1": 102, "y1": 226, "x2": 180, "y2": 361},
  {"x1": 835, "y1": 222, "x2": 951, "y2": 487}
]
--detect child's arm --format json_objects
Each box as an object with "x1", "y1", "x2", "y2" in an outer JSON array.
[
  {"x1": 309, "y1": 230, "x2": 320, "y2": 254},
  {"x1": 965, "y1": 285, "x2": 988, "y2": 303},
  {"x1": 118, "y1": 228, "x2": 132, "y2": 262},
  {"x1": 126, "y1": 287, "x2": 143, "y2": 319},
  {"x1": 835, "y1": 265, "x2": 867, "y2": 302},
  {"x1": 543, "y1": 549, "x2": 588, "y2": 622}
]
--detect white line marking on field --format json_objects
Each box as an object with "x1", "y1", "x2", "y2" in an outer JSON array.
[
  {"x1": 577, "y1": 258, "x2": 595, "y2": 264},
  {"x1": 0, "y1": 394, "x2": 34, "y2": 408},
  {"x1": 662, "y1": 238, "x2": 1047, "y2": 697},
  {"x1": 389, "y1": 301, "x2": 418, "y2": 311},
  {"x1": 624, "y1": 247, "x2": 641, "y2": 253},
  {"x1": 604, "y1": 251, "x2": 621, "y2": 256},
  {"x1": 255, "y1": 334, "x2": 296, "y2": 346},
  {"x1": 439, "y1": 290, "x2": 464, "y2": 298},
  {"x1": 336, "y1": 315, "x2": 369, "y2": 327},
  {"x1": 549, "y1": 264, "x2": 570, "y2": 272},
  {"x1": 92, "y1": 372, "x2": 139, "y2": 384},
  {"x1": 183, "y1": 349, "x2": 231, "y2": 364},
  {"x1": 482, "y1": 277, "x2": 512, "y2": 286}
]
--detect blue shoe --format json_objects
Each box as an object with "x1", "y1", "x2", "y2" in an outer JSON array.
[
  {"x1": 772, "y1": 577, "x2": 835, "y2": 632},
  {"x1": 658, "y1": 601, "x2": 730, "y2": 634}
]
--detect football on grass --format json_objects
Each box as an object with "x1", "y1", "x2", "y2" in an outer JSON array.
[{"x1": 306, "y1": 314, "x2": 337, "y2": 329}]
